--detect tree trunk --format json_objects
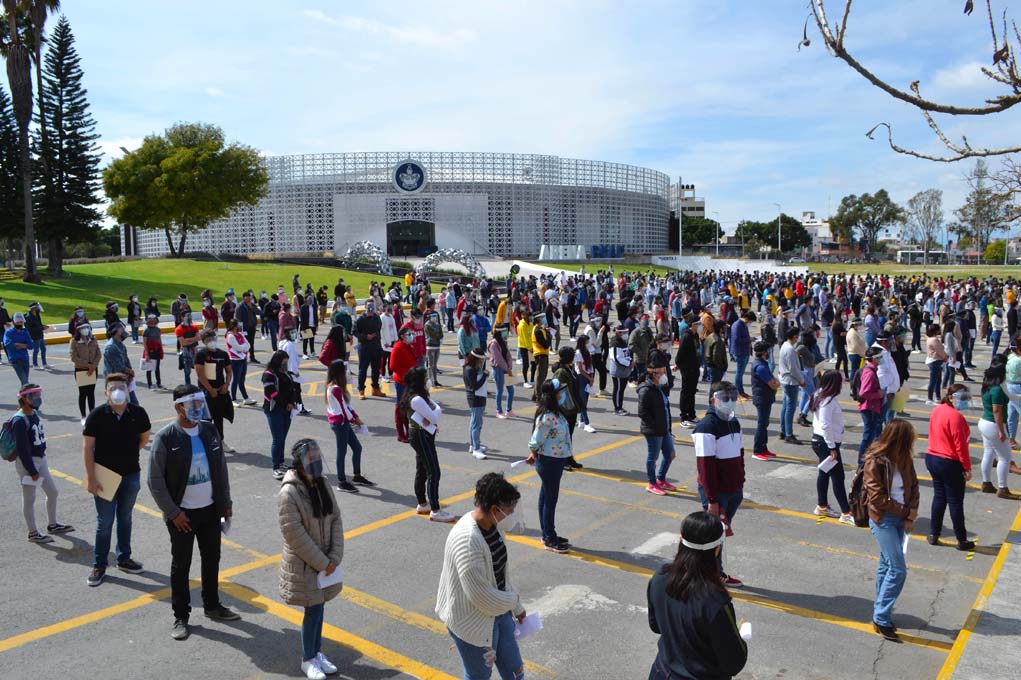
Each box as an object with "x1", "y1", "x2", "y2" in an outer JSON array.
[
  {"x1": 164, "y1": 227, "x2": 178, "y2": 257},
  {"x1": 6, "y1": 43, "x2": 38, "y2": 282},
  {"x1": 47, "y1": 238, "x2": 63, "y2": 276},
  {"x1": 176, "y1": 230, "x2": 188, "y2": 257}
]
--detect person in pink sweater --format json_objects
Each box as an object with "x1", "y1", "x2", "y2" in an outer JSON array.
[{"x1": 856, "y1": 347, "x2": 885, "y2": 466}]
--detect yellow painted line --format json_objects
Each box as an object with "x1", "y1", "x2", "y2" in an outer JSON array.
[
  {"x1": 768, "y1": 453, "x2": 986, "y2": 492},
  {"x1": 936, "y1": 505, "x2": 1021, "y2": 678},
  {"x1": 220, "y1": 581, "x2": 459, "y2": 680},
  {"x1": 505, "y1": 535, "x2": 953, "y2": 652}
]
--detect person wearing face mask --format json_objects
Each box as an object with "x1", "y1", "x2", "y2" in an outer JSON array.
[
  {"x1": 531, "y1": 315, "x2": 552, "y2": 399},
  {"x1": 220, "y1": 288, "x2": 237, "y2": 329},
  {"x1": 424, "y1": 308, "x2": 444, "y2": 388},
  {"x1": 609, "y1": 324, "x2": 634, "y2": 415},
  {"x1": 171, "y1": 293, "x2": 191, "y2": 354},
  {"x1": 4, "y1": 312, "x2": 34, "y2": 385},
  {"x1": 278, "y1": 301, "x2": 297, "y2": 342},
  {"x1": 638, "y1": 351, "x2": 678, "y2": 496},
  {"x1": 463, "y1": 348, "x2": 490, "y2": 460},
  {"x1": 70, "y1": 323, "x2": 101, "y2": 424},
  {"x1": 67, "y1": 305, "x2": 88, "y2": 338},
  {"x1": 584, "y1": 314, "x2": 609, "y2": 395},
  {"x1": 148, "y1": 385, "x2": 240, "y2": 640},
  {"x1": 103, "y1": 300, "x2": 121, "y2": 333},
  {"x1": 675, "y1": 313, "x2": 701, "y2": 427},
  {"x1": 0, "y1": 297, "x2": 10, "y2": 361},
  {"x1": 277, "y1": 439, "x2": 344, "y2": 680},
  {"x1": 692, "y1": 381, "x2": 745, "y2": 587},
  {"x1": 925, "y1": 383, "x2": 977, "y2": 549},
  {"x1": 629, "y1": 314, "x2": 654, "y2": 382},
  {"x1": 175, "y1": 313, "x2": 200, "y2": 385},
  {"x1": 142, "y1": 314, "x2": 165, "y2": 391},
  {"x1": 281, "y1": 326, "x2": 311, "y2": 416},
  {"x1": 437, "y1": 473, "x2": 528, "y2": 679},
  {"x1": 200, "y1": 293, "x2": 219, "y2": 331},
  {"x1": 978, "y1": 363, "x2": 1020, "y2": 499},
  {"x1": 750, "y1": 341, "x2": 780, "y2": 461},
  {"x1": 83, "y1": 374, "x2": 152, "y2": 587},
  {"x1": 127, "y1": 295, "x2": 142, "y2": 344},
  {"x1": 195, "y1": 329, "x2": 236, "y2": 451},
  {"x1": 856, "y1": 347, "x2": 886, "y2": 467},
  {"x1": 10, "y1": 384, "x2": 73, "y2": 543},
  {"x1": 809, "y1": 370, "x2": 854, "y2": 525},
  {"x1": 24, "y1": 301, "x2": 49, "y2": 370},
  {"x1": 102, "y1": 323, "x2": 138, "y2": 405},
  {"x1": 144, "y1": 296, "x2": 160, "y2": 321}
]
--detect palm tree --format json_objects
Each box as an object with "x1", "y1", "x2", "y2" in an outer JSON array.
[{"x1": 27, "y1": 1, "x2": 59, "y2": 273}]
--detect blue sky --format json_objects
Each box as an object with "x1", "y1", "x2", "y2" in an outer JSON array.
[{"x1": 59, "y1": 0, "x2": 1021, "y2": 233}]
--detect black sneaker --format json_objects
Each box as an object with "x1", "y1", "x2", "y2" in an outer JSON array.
[
  {"x1": 86, "y1": 567, "x2": 106, "y2": 587},
  {"x1": 337, "y1": 480, "x2": 359, "y2": 493},
  {"x1": 204, "y1": 605, "x2": 241, "y2": 622},
  {"x1": 171, "y1": 618, "x2": 189, "y2": 640},
  {"x1": 957, "y1": 540, "x2": 976, "y2": 551},
  {"x1": 117, "y1": 559, "x2": 144, "y2": 574},
  {"x1": 872, "y1": 621, "x2": 900, "y2": 642},
  {"x1": 46, "y1": 523, "x2": 75, "y2": 534},
  {"x1": 351, "y1": 475, "x2": 376, "y2": 487},
  {"x1": 27, "y1": 531, "x2": 53, "y2": 543},
  {"x1": 555, "y1": 537, "x2": 570, "y2": 549},
  {"x1": 272, "y1": 468, "x2": 285, "y2": 480},
  {"x1": 927, "y1": 535, "x2": 940, "y2": 546},
  {"x1": 543, "y1": 539, "x2": 569, "y2": 554}
]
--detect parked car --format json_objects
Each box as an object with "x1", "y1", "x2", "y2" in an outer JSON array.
[{"x1": 786, "y1": 257, "x2": 806, "y2": 264}]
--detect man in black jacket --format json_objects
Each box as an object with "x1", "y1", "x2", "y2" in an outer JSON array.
[
  {"x1": 638, "y1": 351, "x2": 677, "y2": 495},
  {"x1": 236, "y1": 291, "x2": 261, "y2": 363},
  {"x1": 354, "y1": 302, "x2": 385, "y2": 397},
  {"x1": 148, "y1": 384, "x2": 239, "y2": 641},
  {"x1": 675, "y1": 316, "x2": 701, "y2": 427}
]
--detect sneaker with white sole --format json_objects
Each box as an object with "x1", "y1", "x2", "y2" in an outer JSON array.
[
  {"x1": 244, "y1": 398, "x2": 257, "y2": 405},
  {"x1": 301, "y1": 658, "x2": 326, "y2": 680},
  {"x1": 430, "y1": 510, "x2": 457, "y2": 523},
  {"x1": 838, "y1": 513, "x2": 856, "y2": 525},
  {"x1": 415, "y1": 503, "x2": 431, "y2": 515},
  {"x1": 814, "y1": 505, "x2": 840, "y2": 519},
  {"x1": 316, "y1": 652, "x2": 338, "y2": 675},
  {"x1": 27, "y1": 531, "x2": 53, "y2": 543},
  {"x1": 472, "y1": 450, "x2": 488, "y2": 460},
  {"x1": 583, "y1": 424, "x2": 596, "y2": 433},
  {"x1": 223, "y1": 442, "x2": 236, "y2": 453}
]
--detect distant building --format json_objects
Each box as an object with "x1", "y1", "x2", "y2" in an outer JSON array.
[
  {"x1": 800, "y1": 211, "x2": 848, "y2": 257},
  {"x1": 669, "y1": 183, "x2": 705, "y2": 219}
]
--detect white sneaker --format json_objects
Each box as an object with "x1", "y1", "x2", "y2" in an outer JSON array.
[
  {"x1": 523, "y1": 382, "x2": 533, "y2": 388},
  {"x1": 479, "y1": 444, "x2": 488, "y2": 452},
  {"x1": 925, "y1": 399, "x2": 936, "y2": 406},
  {"x1": 301, "y1": 658, "x2": 326, "y2": 680},
  {"x1": 244, "y1": 398, "x2": 257, "y2": 405},
  {"x1": 316, "y1": 652, "x2": 338, "y2": 675},
  {"x1": 430, "y1": 509, "x2": 457, "y2": 523},
  {"x1": 234, "y1": 400, "x2": 244, "y2": 407},
  {"x1": 415, "y1": 503, "x2": 431, "y2": 515},
  {"x1": 80, "y1": 417, "x2": 86, "y2": 426},
  {"x1": 583, "y1": 424, "x2": 596, "y2": 433},
  {"x1": 515, "y1": 358, "x2": 523, "y2": 364},
  {"x1": 472, "y1": 449, "x2": 488, "y2": 460},
  {"x1": 302, "y1": 354, "x2": 310, "y2": 361},
  {"x1": 223, "y1": 442, "x2": 236, "y2": 453}
]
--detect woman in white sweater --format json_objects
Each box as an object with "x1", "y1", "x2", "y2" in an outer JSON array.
[
  {"x1": 437, "y1": 473, "x2": 526, "y2": 680},
  {"x1": 810, "y1": 369, "x2": 854, "y2": 524},
  {"x1": 399, "y1": 367, "x2": 455, "y2": 522}
]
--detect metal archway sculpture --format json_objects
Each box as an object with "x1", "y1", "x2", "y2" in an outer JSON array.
[
  {"x1": 338, "y1": 240, "x2": 393, "y2": 275},
  {"x1": 414, "y1": 249, "x2": 487, "y2": 279}
]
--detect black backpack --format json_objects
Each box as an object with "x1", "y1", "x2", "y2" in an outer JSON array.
[
  {"x1": 847, "y1": 466, "x2": 871, "y2": 528},
  {"x1": 850, "y1": 364, "x2": 873, "y2": 403}
]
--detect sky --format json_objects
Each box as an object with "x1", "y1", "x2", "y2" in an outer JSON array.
[{"x1": 54, "y1": 0, "x2": 1021, "y2": 234}]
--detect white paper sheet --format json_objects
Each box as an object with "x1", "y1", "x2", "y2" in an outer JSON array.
[
  {"x1": 221, "y1": 518, "x2": 231, "y2": 536},
  {"x1": 902, "y1": 533, "x2": 910, "y2": 556},
  {"x1": 514, "y1": 612, "x2": 543, "y2": 640},
  {"x1": 510, "y1": 459, "x2": 529, "y2": 468},
  {"x1": 317, "y1": 566, "x2": 344, "y2": 589},
  {"x1": 21, "y1": 475, "x2": 41, "y2": 487},
  {"x1": 740, "y1": 621, "x2": 753, "y2": 641},
  {"x1": 817, "y1": 456, "x2": 839, "y2": 474}
]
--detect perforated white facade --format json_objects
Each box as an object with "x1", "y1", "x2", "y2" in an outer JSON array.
[{"x1": 129, "y1": 152, "x2": 671, "y2": 258}]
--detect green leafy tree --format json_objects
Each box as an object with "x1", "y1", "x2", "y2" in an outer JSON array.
[
  {"x1": 680, "y1": 216, "x2": 723, "y2": 245},
  {"x1": 829, "y1": 190, "x2": 905, "y2": 255},
  {"x1": 34, "y1": 15, "x2": 101, "y2": 276},
  {"x1": 984, "y1": 239, "x2": 1006, "y2": 264},
  {"x1": 955, "y1": 159, "x2": 1010, "y2": 250},
  {"x1": 734, "y1": 214, "x2": 811, "y2": 253},
  {"x1": 103, "y1": 122, "x2": 269, "y2": 257}
]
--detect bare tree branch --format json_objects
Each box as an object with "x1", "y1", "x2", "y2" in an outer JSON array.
[{"x1": 865, "y1": 123, "x2": 1021, "y2": 162}]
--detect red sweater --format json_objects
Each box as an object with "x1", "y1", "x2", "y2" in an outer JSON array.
[
  {"x1": 389, "y1": 341, "x2": 418, "y2": 384},
  {"x1": 926, "y1": 403, "x2": 972, "y2": 470}
]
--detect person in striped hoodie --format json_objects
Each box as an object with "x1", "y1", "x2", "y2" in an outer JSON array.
[{"x1": 692, "y1": 380, "x2": 746, "y2": 588}]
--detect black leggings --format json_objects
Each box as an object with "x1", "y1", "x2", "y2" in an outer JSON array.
[
  {"x1": 834, "y1": 347, "x2": 848, "y2": 378},
  {"x1": 593, "y1": 354, "x2": 607, "y2": 391},
  {"x1": 612, "y1": 377, "x2": 627, "y2": 411},
  {"x1": 411, "y1": 428, "x2": 441, "y2": 511},
  {"x1": 78, "y1": 385, "x2": 96, "y2": 418},
  {"x1": 147, "y1": 359, "x2": 162, "y2": 388},
  {"x1": 520, "y1": 350, "x2": 530, "y2": 384},
  {"x1": 302, "y1": 337, "x2": 316, "y2": 355}
]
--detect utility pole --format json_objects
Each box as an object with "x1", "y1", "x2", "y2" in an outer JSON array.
[
  {"x1": 773, "y1": 203, "x2": 782, "y2": 257},
  {"x1": 713, "y1": 211, "x2": 720, "y2": 257},
  {"x1": 677, "y1": 178, "x2": 683, "y2": 256}
]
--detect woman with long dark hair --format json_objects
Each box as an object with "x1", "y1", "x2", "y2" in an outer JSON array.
[
  {"x1": 574, "y1": 334, "x2": 597, "y2": 433},
  {"x1": 489, "y1": 327, "x2": 516, "y2": 418},
  {"x1": 609, "y1": 325, "x2": 633, "y2": 415},
  {"x1": 809, "y1": 369, "x2": 853, "y2": 524},
  {"x1": 862, "y1": 419, "x2": 920, "y2": 641},
  {"x1": 926, "y1": 383, "x2": 976, "y2": 549},
  {"x1": 526, "y1": 380, "x2": 573, "y2": 553},
  {"x1": 646, "y1": 511, "x2": 748, "y2": 680},
  {"x1": 457, "y1": 310, "x2": 480, "y2": 362},
  {"x1": 277, "y1": 438, "x2": 343, "y2": 680},
  {"x1": 263, "y1": 349, "x2": 297, "y2": 480},
  {"x1": 326, "y1": 359, "x2": 372, "y2": 493},
  {"x1": 400, "y1": 367, "x2": 455, "y2": 522},
  {"x1": 978, "y1": 363, "x2": 1018, "y2": 499},
  {"x1": 70, "y1": 323, "x2": 100, "y2": 424}
]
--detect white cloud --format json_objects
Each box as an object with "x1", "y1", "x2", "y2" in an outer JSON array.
[
  {"x1": 204, "y1": 86, "x2": 225, "y2": 97},
  {"x1": 932, "y1": 61, "x2": 992, "y2": 91},
  {"x1": 301, "y1": 8, "x2": 476, "y2": 48},
  {"x1": 95, "y1": 136, "x2": 143, "y2": 162}
]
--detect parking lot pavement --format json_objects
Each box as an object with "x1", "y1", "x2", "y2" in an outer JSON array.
[{"x1": 1, "y1": 328, "x2": 1019, "y2": 679}]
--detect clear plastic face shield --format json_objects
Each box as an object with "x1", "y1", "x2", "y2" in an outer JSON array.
[
  {"x1": 19, "y1": 386, "x2": 43, "y2": 409},
  {"x1": 712, "y1": 388, "x2": 739, "y2": 419},
  {"x1": 298, "y1": 441, "x2": 324, "y2": 479},
  {"x1": 175, "y1": 392, "x2": 211, "y2": 425},
  {"x1": 107, "y1": 380, "x2": 129, "y2": 406}
]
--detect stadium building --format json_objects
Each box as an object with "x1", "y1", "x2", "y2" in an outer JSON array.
[{"x1": 124, "y1": 151, "x2": 671, "y2": 259}]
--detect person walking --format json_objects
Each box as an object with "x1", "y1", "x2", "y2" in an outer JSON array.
[
  {"x1": 3, "y1": 312, "x2": 33, "y2": 385},
  {"x1": 70, "y1": 323, "x2": 101, "y2": 425},
  {"x1": 277, "y1": 438, "x2": 344, "y2": 680},
  {"x1": 646, "y1": 511, "x2": 748, "y2": 680},
  {"x1": 750, "y1": 341, "x2": 780, "y2": 461},
  {"x1": 489, "y1": 328, "x2": 516, "y2": 419},
  {"x1": 148, "y1": 384, "x2": 240, "y2": 640},
  {"x1": 326, "y1": 359, "x2": 373, "y2": 493},
  {"x1": 777, "y1": 327, "x2": 804, "y2": 444},
  {"x1": 464, "y1": 348, "x2": 490, "y2": 460},
  {"x1": 810, "y1": 370, "x2": 854, "y2": 524},
  {"x1": 638, "y1": 351, "x2": 678, "y2": 496},
  {"x1": 926, "y1": 383, "x2": 976, "y2": 549},
  {"x1": 857, "y1": 347, "x2": 886, "y2": 466},
  {"x1": 978, "y1": 364, "x2": 1019, "y2": 499},
  {"x1": 226, "y1": 319, "x2": 255, "y2": 406},
  {"x1": 10, "y1": 384, "x2": 73, "y2": 543},
  {"x1": 263, "y1": 350, "x2": 298, "y2": 480},
  {"x1": 527, "y1": 380, "x2": 573, "y2": 553},
  {"x1": 400, "y1": 367, "x2": 456, "y2": 522},
  {"x1": 862, "y1": 419, "x2": 920, "y2": 642},
  {"x1": 83, "y1": 374, "x2": 152, "y2": 587}
]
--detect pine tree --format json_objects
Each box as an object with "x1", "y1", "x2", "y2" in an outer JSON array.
[
  {"x1": 34, "y1": 15, "x2": 101, "y2": 275},
  {"x1": 0, "y1": 83, "x2": 22, "y2": 247}
]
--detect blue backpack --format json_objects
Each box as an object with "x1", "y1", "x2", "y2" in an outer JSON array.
[{"x1": 1, "y1": 413, "x2": 26, "y2": 462}]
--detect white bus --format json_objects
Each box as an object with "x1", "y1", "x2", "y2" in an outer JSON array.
[{"x1": 896, "y1": 250, "x2": 948, "y2": 265}]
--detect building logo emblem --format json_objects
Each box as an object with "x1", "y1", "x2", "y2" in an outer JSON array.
[{"x1": 393, "y1": 160, "x2": 426, "y2": 193}]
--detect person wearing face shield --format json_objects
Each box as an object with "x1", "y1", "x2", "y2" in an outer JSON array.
[
  {"x1": 70, "y1": 322, "x2": 101, "y2": 423},
  {"x1": 67, "y1": 305, "x2": 89, "y2": 338},
  {"x1": 127, "y1": 295, "x2": 142, "y2": 344},
  {"x1": 195, "y1": 329, "x2": 235, "y2": 451},
  {"x1": 4, "y1": 312, "x2": 34, "y2": 385},
  {"x1": 83, "y1": 373, "x2": 152, "y2": 587},
  {"x1": 277, "y1": 439, "x2": 344, "y2": 680},
  {"x1": 103, "y1": 323, "x2": 138, "y2": 405},
  {"x1": 691, "y1": 381, "x2": 745, "y2": 588},
  {"x1": 148, "y1": 384, "x2": 239, "y2": 640},
  {"x1": 10, "y1": 384, "x2": 73, "y2": 543},
  {"x1": 103, "y1": 300, "x2": 121, "y2": 333},
  {"x1": 638, "y1": 351, "x2": 678, "y2": 496}
]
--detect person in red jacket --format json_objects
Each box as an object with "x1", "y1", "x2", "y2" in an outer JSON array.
[
  {"x1": 925, "y1": 384, "x2": 975, "y2": 550},
  {"x1": 400, "y1": 309, "x2": 427, "y2": 367},
  {"x1": 389, "y1": 326, "x2": 418, "y2": 443}
]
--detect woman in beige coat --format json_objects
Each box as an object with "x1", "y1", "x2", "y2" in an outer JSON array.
[
  {"x1": 278, "y1": 438, "x2": 344, "y2": 680},
  {"x1": 69, "y1": 323, "x2": 100, "y2": 425}
]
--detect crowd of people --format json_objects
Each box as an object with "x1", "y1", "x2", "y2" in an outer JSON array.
[{"x1": 4, "y1": 264, "x2": 1021, "y2": 679}]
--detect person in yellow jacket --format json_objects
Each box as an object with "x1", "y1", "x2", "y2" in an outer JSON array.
[
  {"x1": 495, "y1": 295, "x2": 508, "y2": 328},
  {"x1": 531, "y1": 316, "x2": 552, "y2": 398},
  {"x1": 517, "y1": 314, "x2": 534, "y2": 388}
]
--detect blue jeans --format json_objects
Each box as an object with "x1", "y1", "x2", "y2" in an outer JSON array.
[
  {"x1": 230, "y1": 358, "x2": 249, "y2": 401},
  {"x1": 865, "y1": 330, "x2": 877, "y2": 348},
  {"x1": 265, "y1": 408, "x2": 292, "y2": 470},
  {"x1": 697, "y1": 486, "x2": 743, "y2": 522},
  {"x1": 780, "y1": 384, "x2": 799, "y2": 438},
  {"x1": 575, "y1": 373, "x2": 590, "y2": 425},
  {"x1": 858, "y1": 408, "x2": 882, "y2": 465},
  {"x1": 869, "y1": 513, "x2": 907, "y2": 627},
  {"x1": 302, "y1": 603, "x2": 324, "y2": 661},
  {"x1": 93, "y1": 471, "x2": 141, "y2": 569},
  {"x1": 266, "y1": 319, "x2": 279, "y2": 351},
  {"x1": 448, "y1": 611, "x2": 524, "y2": 680},
  {"x1": 494, "y1": 368, "x2": 515, "y2": 414},
  {"x1": 535, "y1": 455, "x2": 567, "y2": 543},
  {"x1": 734, "y1": 354, "x2": 749, "y2": 395},
  {"x1": 798, "y1": 369, "x2": 815, "y2": 414},
  {"x1": 32, "y1": 340, "x2": 46, "y2": 367},
  {"x1": 754, "y1": 400, "x2": 773, "y2": 453},
  {"x1": 331, "y1": 421, "x2": 362, "y2": 481},
  {"x1": 823, "y1": 326, "x2": 832, "y2": 359},
  {"x1": 943, "y1": 362, "x2": 956, "y2": 388},
  {"x1": 12, "y1": 360, "x2": 29, "y2": 385},
  {"x1": 708, "y1": 365, "x2": 725, "y2": 388},
  {"x1": 927, "y1": 360, "x2": 944, "y2": 401},
  {"x1": 1007, "y1": 382, "x2": 1021, "y2": 440},
  {"x1": 470, "y1": 405, "x2": 485, "y2": 451},
  {"x1": 848, "y1": 354, "x2": 861, "y2": 385},
  {"x1": 644, "y1": 434, "x2": 675, "y2": 485},
  {"x1": 992, "y1": 330, "x2": 1002, "y2": 357}
]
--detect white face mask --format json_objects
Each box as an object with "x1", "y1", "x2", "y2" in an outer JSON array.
[
  {"x1": 657, "y1": 373, "x2": 669, "y2": 386},
  {"x1": 495, "y1": 507, "x2": 520, "y2": 534},
  {"x1": 206, "y1": 340, "x2": 218, "y2": 350},
  {"x1": 716, "y1": 399, "x2": 737, "y2": 418},
  {"x1": 109, "y1": 388, "x2": 128, "y2": 406}
]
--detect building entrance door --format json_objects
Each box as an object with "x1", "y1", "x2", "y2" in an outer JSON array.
[{"x1": 387, "y1": 220, "x2": 435, "y2": 257}]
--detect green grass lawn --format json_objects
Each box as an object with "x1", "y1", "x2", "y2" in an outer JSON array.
[
  {"x1": 805, "y1": 262, "x2": 1020, "y2": 279},
  {"x1": 0, "y1": 259, "x2": 405, "y2": 321}
]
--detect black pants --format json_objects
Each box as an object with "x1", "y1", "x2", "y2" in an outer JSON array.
[
  {"x1": 302, "y1": 336, "x2": 316, "y2": 356},
  {"x1": 531, "y1": 354, "x2": 549, "y2": 399},
  {"x1": 678, "y1": 366, "x2": 699, "y2": 422},
  {"x1": 358, "y1": 349, "x2": 381, "y2": 391},
  {"x1": 208, "y1": 393, "x2": 227, "y2": 440},
  {"x1": 77, "y1": 383, "x2": 96, "y2": 418},
  {"x1": 411, "y1": 428, "x2": 441, "y2": 511},
  {"x1": 834, "y1": 346, "x2": 848, "y2": 379},
  {"x1": 167, "y1": 504, "x2": 222, "y2": 621},
  {"x1": 245, "y1": 328, "x2": 258, "y2": 361},
  {"x1": 925, "y1": 453, "x2": 968, "y2": 542},
  {"x1": 593, "y1": 354, "x2": 607, "y2": 391},
  {"x1": 612, "y1": 376, "x2": 627, "y2": 411},
  {"x1": 146, "y1": 360, "x2": 162, "y2": 388}
]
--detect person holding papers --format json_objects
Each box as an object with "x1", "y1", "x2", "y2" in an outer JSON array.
[
  {"x1": 646, "y1": 511, "x2": 748, "y2": 680},
  {"x1": 148, "y1": 384, "x2": 240, "y2": 641},
  {"x1": 83, "y1": 373, "x2": 152, "y2": 587},
  {"x1": 10, "y1": 383, "x2": 73, "y2": 543},
  {"x1": 195, "y1": 328, "x2": 235, "y2": 452},
  {"x1": 862, "y1": 419, "x2": 920, "y2": 642},
  {"x1": 70, "y1": 323, "x2": 101, "y2": 425},
  {"x1": 809, "y1": 370, "x2": 854, "y2": 525},
  {"x1": 463, "y1": 348, "x2": 490, "y2": 460},
  {"x1": 278, "y1": 438, "x2": 344, "y2": 680},
  {"x1": 400, "y1": 367, "x2": 456, "y2": 523}
]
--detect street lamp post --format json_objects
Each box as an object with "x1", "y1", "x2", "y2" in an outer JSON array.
[
  {"x1": 713, "y1": 211, "x2": 720, "y2": 257},
  {"x1": 677, "y1": 178, "x2": 683, "y2": 256},
  {"x1": 773, "y1": 203, "x2": 782, "y2": 257}
]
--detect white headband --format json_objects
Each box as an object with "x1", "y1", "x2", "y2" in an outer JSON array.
[
  {"x1": 680, "y1": 532, "x2": 725, "y2": 551},
  {"x1": 174, "y1": 394, "x2": 206, "y2": 405}
]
